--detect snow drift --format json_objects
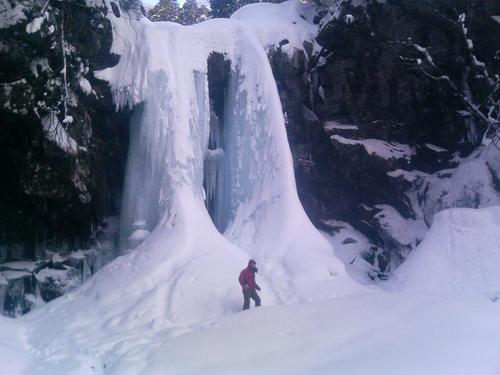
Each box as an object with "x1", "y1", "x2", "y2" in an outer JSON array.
[
  {"x1": 132, "y1": 293, "x2": 500, "y2": 375},
  {"x1": 388, "y1": 206, "x2": 500, "y2": 301}
]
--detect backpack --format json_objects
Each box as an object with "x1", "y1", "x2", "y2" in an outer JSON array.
[{"x1": 238, "y1": 270, "x2": 245, "y2": 286}]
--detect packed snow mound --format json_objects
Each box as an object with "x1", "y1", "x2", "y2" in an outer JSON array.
[{"x1": 388, "y1": 206, "x2": 500, "y2": 301}]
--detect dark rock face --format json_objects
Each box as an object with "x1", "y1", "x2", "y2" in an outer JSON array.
[
  {"x1": 0, "y1": 1, "x2": 136, "y2": 261},
  {"x1": 274, "y1": 0, "x2": 500, "y2": 275}
]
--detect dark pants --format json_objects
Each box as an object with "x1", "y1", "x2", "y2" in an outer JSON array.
[{"x1": 243, "y1": 289, "x2": 261, "y2": 310}]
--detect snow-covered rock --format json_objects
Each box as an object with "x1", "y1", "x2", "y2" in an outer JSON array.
[
  {"x1": 331, "y1": 135, "x2": 415, "y2": 161},
  {"x1": 35, "y1": 266, "x2": 81, "y2": 302},
  {"x1": 373, "y1": 204, "x2": 427, "y2": 267},
  {"x1": 423, "y1": 148, "x2": 500, "y2": 225},
  {"x1": 0, "y1": 248, "x2": 109, "y2": 316}
]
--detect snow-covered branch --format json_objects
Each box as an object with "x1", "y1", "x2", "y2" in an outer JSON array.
[
  {"x1": 60, "y1": 17, "x2": 70, "y2": 124},
  {"x1": 400, "y1": 10, "x2": 500, "y2": 147}
]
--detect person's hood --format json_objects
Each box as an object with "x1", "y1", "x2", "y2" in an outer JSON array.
[{"x1": 247, "y1": 259, "x2": 256, "y2": 269}]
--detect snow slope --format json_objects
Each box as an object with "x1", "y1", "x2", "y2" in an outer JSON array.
[
  {"x1": 0, "y1": 317, "x2": 32, "y2": 374},
  {"x1": 387, "y1": 206, "x2": 500, "y2": 301},
  {"x1": 131, "y1": 293, "x2": 500, "y2": 375},
  {"x1": 5, "y1": 292, "x2": 500, "y2": 374}
]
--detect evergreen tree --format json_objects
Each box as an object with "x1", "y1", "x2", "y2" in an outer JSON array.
[
  {"x1": 149, "y1": 0, "x2": 210, "y2": 25},
  {"x1": 179, "y1": 0, "x2": 210, "y2": 25},
  {"x1": 148, "y1": 0, "x2": 181, "y2": 23}
]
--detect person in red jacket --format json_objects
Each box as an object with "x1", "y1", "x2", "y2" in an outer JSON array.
[{"x1": 239, "y1": 259, "x2": 261, "y2": 310}]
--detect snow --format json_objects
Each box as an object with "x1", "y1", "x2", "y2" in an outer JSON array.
[
  {"x1": 374, "y1": 204, "x2": 427, "y2": 246},
  {"x1": 2, "y1": 289, "x2": 500, "y2": 374},
  {"x1": 0, "y1": 262, "x2": 40, "y2": 273},
  {"x1": 423, "y1": 149, "x2": 500, "y2": 224},
  {"x1": 41, "y1": 113, "x2": 78, "y2": 155},
  {"x1": 424, "y1": 142, "x2": 448, "y2": 153},
  {"x1": 126, "y1": 228, "x2": 151, "y2": 249},
  {"x1": 0, "y1": 1, "x2": 27, "y2": 29},
  {"x1": 26, "y1": 15, "x2": 45, "y2": 34},
  {"x1": 231, "y1": 0, "x2": 318, "y2": 57},
  {"x1": 78, "y1": 77, "x2": 92, "y2": 95},
  {"x1": 34, "y1": 266, "x2": 81, "y2": 293},
  {"x1": 331, "y1": 135, "x2": 415, "y2": 161},
  {"x1": 387, "y1": 168, "x2": 430, "y2": 183},
  {"x1": 413, "y1": 43, "x2": 435, "y2": 67},
  {"x1": 388, "y1": 206, "x2": 500, "y2": 301},
  {"x1": 30, "y1": 57, "x2": 51, "y2": 78},
  {"x1": 105, "y1": 293, "x2": 500, "y2": 374},
  {"x1": 128, "y1": 228, "x2": 150, "y2": 241},
  {"x1": 1, "y1": 270, "x2": 31, "y2": 281},
  {"x1": 0, "y1": 316, "x2": 32, "y2": 374},
  {"x1": 323, "y1": 120, "x2": 359, "y2": 131},
  {"x1": 321, "y1": 222, "x2": 379, "y2": 284}
]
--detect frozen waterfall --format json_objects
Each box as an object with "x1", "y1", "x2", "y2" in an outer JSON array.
[
  {"x1": 104, "y1": 18, "x2": 290, "y2": 246},
  {"x1": 93, "y1": 1, "x2": 364, "y2": 306}
]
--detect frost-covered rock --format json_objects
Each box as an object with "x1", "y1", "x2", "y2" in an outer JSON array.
[
  {"x1": 423, "y1": 147, "x2": 500, "y2": 225},
  {"x1": 0, "y1": 269, "x2": 37, "y2": 317},
  {"x1": 35, "y1": 265, "x2": 80, "y2": 302},
  {"x1": 373, "y1": 204, "x2": 427, "y2": 268},
  {"x1": 0, "y1": 247, "x2": 112, "y2": 316}
]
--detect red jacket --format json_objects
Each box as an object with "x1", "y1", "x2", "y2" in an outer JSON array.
[{"x1": 239, "y1": 260, "x2": 258, "y2": 291}]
